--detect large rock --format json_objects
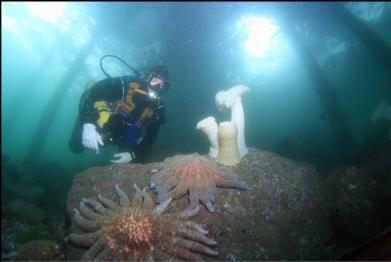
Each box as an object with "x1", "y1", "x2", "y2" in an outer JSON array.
[
  {"x1": 325, "y1": 166, "x2": 388, "y2": 244},
  {"x1": 66, "y1": 148, "x2": 342, "y2": 260}
]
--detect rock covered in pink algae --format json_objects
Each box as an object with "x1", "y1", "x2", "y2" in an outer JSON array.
[{"x1": 66, "y1": 148, "x2": 352, "y2": 260}]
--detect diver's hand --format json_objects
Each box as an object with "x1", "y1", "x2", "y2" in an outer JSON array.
[
  {"x1": 110, "y1": 152, "x2": 135, "y2": 164},
  {"x1": 82, "y1": 123, "x2": 104, "y2": 153}
]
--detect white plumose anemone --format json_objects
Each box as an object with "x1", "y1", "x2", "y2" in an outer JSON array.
[
  {"x1": 196, "y1": 117, "x2": 219, "y2": 158},
  {"x1": 215, "y1": 85, "x2": 250, "y2": 157},
  {"x1": 216, "y1": 121, "x2": 241, "y2": 166}
]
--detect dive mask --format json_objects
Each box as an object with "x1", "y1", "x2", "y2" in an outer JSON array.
[{"x1": 146, "y1": 72, "x2": 170, "y2": 94}]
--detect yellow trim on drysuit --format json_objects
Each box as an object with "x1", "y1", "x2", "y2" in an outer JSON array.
[
  {"x1": 127, "y1": 83, "x2": 155, "y2": 125},
  {"x1": 85, "y1": 81, "x2": 112, "y2": 127}
]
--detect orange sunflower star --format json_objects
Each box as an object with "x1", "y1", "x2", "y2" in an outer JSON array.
[{"x1": 151, "y1": 153, "x2": 249, "y2": 216}]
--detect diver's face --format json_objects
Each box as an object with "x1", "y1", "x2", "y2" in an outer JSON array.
[{"x1": 149, "y1": 77, "x2": 164, "y2": 90}]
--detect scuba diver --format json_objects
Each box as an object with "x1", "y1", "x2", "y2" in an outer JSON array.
[{"x1": 69, "y1": 59, "x2": 170, "y2": 164}]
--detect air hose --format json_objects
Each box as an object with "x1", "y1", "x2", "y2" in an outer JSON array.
[{"x1": 100, "y1": 54, "x2": 141, "y2": 78}]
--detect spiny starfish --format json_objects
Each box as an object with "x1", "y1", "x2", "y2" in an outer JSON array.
[
  {"x1": 67, "y1": 184, "x2": 218, "y2": 261},
  {"x1": 151, "y1": 153, "x2": 249, "y2": 216}
]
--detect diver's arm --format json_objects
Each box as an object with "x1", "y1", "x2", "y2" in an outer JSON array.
[{"x1": 78, "y1": 77, "x2": 133, "y2": 124}]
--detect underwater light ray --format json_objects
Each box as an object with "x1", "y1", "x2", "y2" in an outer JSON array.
[
  {"x1": 237, "y1": 16, "x2": 279, "y2": 58},
  {"x1": 25, "y1": 2, "x2": 66, "y2": 23}
]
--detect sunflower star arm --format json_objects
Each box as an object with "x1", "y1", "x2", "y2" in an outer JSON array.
[
  {"x1": 217, "y1": 168, "x2": 242, "y2": 180},
  {"x1": 205, "y1": 190, "x2": 217, "y2": 212},
  {"x1": 152, "y1": 248, "x2": 175, "y2": 260},
  {"x1": 159, "y1": 177, "x2": 178, "y2": 196},
  {"x1": 215, "y1": 176, "x2": 250, "y2": 190},
  {"x1": 82, "y1": 198, "x2": 108, "y2": 215},
  {"x1": 153, "y1": 197, "x2": 172, "y2": 215},
  {"x1": 189, "y1": 187, "x2": 202, "y2": 210},
  {"x1": 81, "y1": 235, "x2": 106, "y2": 261},
  {"x1": 157, "y1": 182, "x2": 187, "y2": 204},
  {"x1": 178, "y1": 205, "x2": 200, "y2": 220},
  {"x1": 178, "y1": 227, "x2": 217, "y2": 246},
  {"x1": 185, "y1": 221, "x2": 209, "y2": 235},
  {"x1": 141, "y1": 187, "x2": 155, "y2": 210},
  {"x1": 198, "y1": 178, "x2": 216, "y2": 213},
  {"x1": 176, "y1": 237, "x2": 218, "y2": 256},
  {"x1": 216, "y1": 168, "x2": 251, "y2": 189},
  {"x1": 73, "y1": 208, "x2": 103, "y2": 232},
  {"x1": 79, "y1": 201, "x2": 101, "y2": 220},
  {"x1": 150, "y1": 170, "x2": 171, "y2": 191},
  {"x1": 132, "y1": 184, "x2": 143, "y2": 208},
  {"x1": 97, "y1": 193, "x2": 119, "y2": 210},
  {"x1": 115, "y1": 184, "x2": 131, "y2": 207},
  {"x1": 200, "y1": 187, "x2": 215, "y2": 213},
  {"x1": 68, "y1": 230, "x2": 102, "y2": 247},
  {"x1": 94, "y1": 247, "x2": 114, "y2": 261}
]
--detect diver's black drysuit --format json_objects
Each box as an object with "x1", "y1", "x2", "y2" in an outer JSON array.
[{"x1": 69, "y1": 75, "x2": 166, "y2": 163}]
